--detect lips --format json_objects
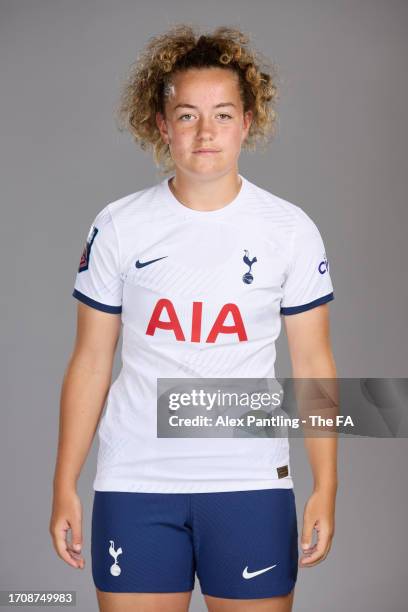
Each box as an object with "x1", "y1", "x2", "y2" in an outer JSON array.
[{"x1": 193, "y1": 149, "x2": 220, "y2": 153}]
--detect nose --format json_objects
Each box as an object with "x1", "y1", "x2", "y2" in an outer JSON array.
[{"x1": 196, "y1": 116, "x2": 216, "y2": 140}]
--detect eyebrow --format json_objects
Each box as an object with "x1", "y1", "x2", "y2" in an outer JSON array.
[{"x1": 173, "y1": 102, "x2": 237, "y2": 110}]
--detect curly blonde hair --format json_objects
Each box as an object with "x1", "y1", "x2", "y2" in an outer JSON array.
[{"x1": 115, "y1": 23, "x2": 280, "y2": 176}]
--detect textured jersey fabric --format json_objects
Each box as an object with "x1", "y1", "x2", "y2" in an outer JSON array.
[{"x1": 72, "y1": 174, "x2": 334, "y2": 493}]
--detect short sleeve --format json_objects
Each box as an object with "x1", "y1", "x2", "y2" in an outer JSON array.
[
  {"x1": 72, "y1": 206, "x2": 123, "y2": 314},
  {"x1": 280, "y1": 210, "x2": 334, "y2": 315}
]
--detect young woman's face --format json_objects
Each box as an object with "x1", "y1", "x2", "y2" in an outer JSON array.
[{"x1": 156, "y1": 67, "x2": 253, "y2": 178}]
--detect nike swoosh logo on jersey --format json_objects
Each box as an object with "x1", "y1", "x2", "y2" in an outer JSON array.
[
  {"x1": 242, "y1": 564, "x2": 277, "y2": 579},
  {"x1": 135, "y1": 256, "x2": 168, "y2": 268}
]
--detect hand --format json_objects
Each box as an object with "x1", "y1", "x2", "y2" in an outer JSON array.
[
  {"x1": 299, "y1": 487, "x2": 336, "y2": 567},
  {"x1": 49, "y1": 488, "x2": 85, "y2": 570}
]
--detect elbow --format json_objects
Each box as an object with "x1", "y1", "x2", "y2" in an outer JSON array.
[{"x1": 291, "y1": 349, "x2": 337, "y2": 379}]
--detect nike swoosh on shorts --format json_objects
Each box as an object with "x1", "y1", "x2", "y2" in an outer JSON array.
[{"x1": 242, "y1": 564, "x2": 277, "y2": 579}]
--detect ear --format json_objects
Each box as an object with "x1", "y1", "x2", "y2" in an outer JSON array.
[
  {"x1": 156, "y1": 111, "x2": 169, "y2": 144},
  {"x1": 242, "y1": 109, "x2": 253, "y2": 142}
]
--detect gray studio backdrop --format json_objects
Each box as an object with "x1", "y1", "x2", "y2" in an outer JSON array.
[{"x1": 1, "y1": 0, "x2": 407, "y2": 610}]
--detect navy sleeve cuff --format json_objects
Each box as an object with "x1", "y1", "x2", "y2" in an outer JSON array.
[
  {"x1": 72, "y1": 289, "x2": 122, "y2": 314},
  {"x1": 280, "y1": 292, "x2": 334, "y2": 316}
]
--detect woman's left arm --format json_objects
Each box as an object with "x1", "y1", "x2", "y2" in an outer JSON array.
[{"x1": 284, "y1": 303, "x2": 338, "y2": 568}]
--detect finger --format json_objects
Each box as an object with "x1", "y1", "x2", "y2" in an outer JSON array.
[
  {"x1": 67, "y1": 543, "x2": 85, "y2": 568},
  {"x1": 300, "y1": 526, "x2": 327, "y2": 563},
  {"x1": 300, "y1": 532, "x2": 331, "y2": 566},
  {"x1": 53, "y1": 525, "x2": 81, "y2": 569},
  {"x1": 302, "y1": 543, "x2": 317, "y2": 554},
  {"x1": 301, "y1": 531, "x2": 315, "y2": 551},
  {"x1": 299, "y1": 543, "x2": 318, "y2": 566},
  {"x1": 301, "y1": 520, "x2": 315, "y2": 551},
  {"x1": 70, "y1": 516, "x2": 84, "y2": 567},
  {"x1": 321, "y1": 538, "x2": 333, "y2": 561},
  {"x1": 302, "y1": 538, "x2": 318, "y2": 551},
  {"x1": 55, "y1": 535, "x2": 79, "y2": 567},
  {"x1": 71, "y1": 522, "x2": 83, "y2": 554}
]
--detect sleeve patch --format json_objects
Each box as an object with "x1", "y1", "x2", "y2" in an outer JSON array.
[{"x1": 78, "y1": 226, "x2": 98, "y2": 272}]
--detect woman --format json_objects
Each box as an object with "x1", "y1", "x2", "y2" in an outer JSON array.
[{"x1": 50, "y1": 24, "x2": 337, "y2": 612}]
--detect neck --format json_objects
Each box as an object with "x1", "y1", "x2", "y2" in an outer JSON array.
[{"x1": 169, "y1": 170, "x2": 242, "y2": 212}]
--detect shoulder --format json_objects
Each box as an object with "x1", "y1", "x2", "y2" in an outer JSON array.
[
  {"x1": 93, "y1": 180, "x2": 164, "y2": 228},
  {"x1": 245, "y1": 177, "x2": 320, "y2": 237}
]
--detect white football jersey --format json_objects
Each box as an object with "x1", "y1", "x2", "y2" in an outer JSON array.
[{"x1": 72, "y1": 174, "x2": 334, "y2": 493}]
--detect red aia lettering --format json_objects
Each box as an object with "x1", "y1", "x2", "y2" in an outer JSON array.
[{"x1": 146, "y1": 299, "x2": 247, "y2": 343}]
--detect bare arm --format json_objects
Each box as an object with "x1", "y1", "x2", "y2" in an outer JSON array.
[
  {"x1": 284, "y1": 303, "x2": 338, "y2": 567},
  {"x1": 49, "y1": 302, "x2": 121, "y2": 568}
]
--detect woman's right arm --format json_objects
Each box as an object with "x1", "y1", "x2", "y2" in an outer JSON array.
[{"x1": 49, "y1": 302, "x2": 122, "y2": 569}]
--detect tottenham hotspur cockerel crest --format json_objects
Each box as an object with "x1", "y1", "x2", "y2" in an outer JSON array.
[{"x1": 242, "y1": 250, "x2": 257, "y2": 284}]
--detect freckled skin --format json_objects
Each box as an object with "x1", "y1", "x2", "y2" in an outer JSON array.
[{"x1": 156, "y1": 67, "x2": 253, "y2": 184}]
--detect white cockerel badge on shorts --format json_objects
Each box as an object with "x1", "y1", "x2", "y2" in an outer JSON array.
[{"x1": 109, "y1": 539, "x2": 123, "y2": 576}]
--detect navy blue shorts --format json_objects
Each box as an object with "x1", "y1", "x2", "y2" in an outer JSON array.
[{"x1": 91, "y1": 488, "x2": 298, "y2": 599}]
